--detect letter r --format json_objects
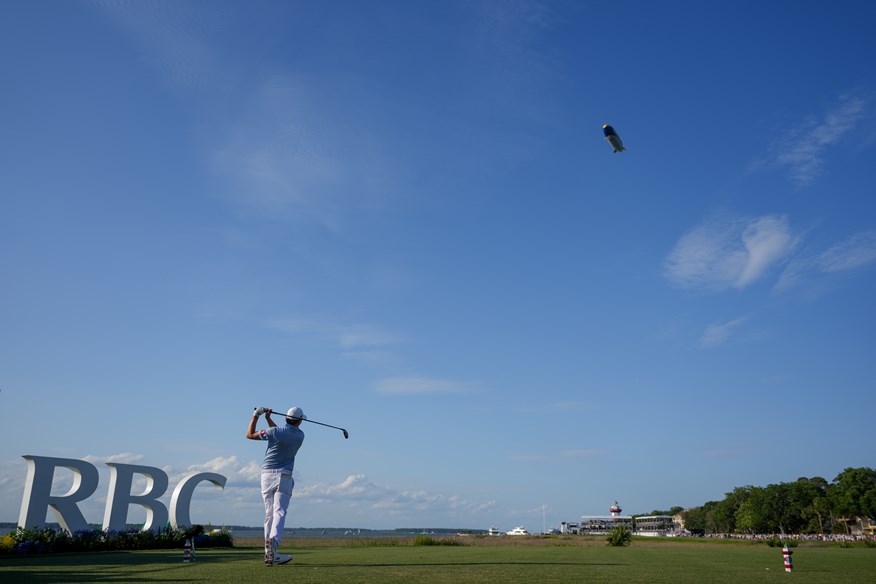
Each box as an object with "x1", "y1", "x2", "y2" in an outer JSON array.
[{"x1": 18, "y1": 455, "x2": 99, "y2": 533}]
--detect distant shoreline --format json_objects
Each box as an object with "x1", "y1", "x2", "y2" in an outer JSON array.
[{"x1": 0, "y1": 522, "x2": 487, "y2": 538}]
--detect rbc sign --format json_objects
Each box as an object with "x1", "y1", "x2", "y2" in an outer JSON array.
[{"x1": 18, "y1": 455, "x2": 227, "y2": 533}]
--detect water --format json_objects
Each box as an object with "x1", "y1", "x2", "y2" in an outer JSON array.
[{"x1": 232, "y1": 527, "x2": 432, "y2": 539}]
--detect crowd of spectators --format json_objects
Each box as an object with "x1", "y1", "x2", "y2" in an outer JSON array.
[{"x1": 684, "y1": 531, "x2": 875, "y2": 542}]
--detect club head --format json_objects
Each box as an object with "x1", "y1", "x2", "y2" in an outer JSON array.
[{"x1": 342, "y1": 429, "x2": 349, "y2": 439}]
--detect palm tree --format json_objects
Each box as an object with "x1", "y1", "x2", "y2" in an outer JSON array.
[{"x1": 606, "y1": 525, "x2": 632, "y2": 547}]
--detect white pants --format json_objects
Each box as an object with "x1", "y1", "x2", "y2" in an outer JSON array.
[{"x1": 261, "y1": 470, "x2": 294, "y2": 549}]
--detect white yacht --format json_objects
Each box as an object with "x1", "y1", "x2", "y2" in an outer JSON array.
[
  {"x1": 487, "y1": 526, "x2": 503, "y2": 536},
  {"x1": 506, "y1": 526, "x2": 529, "y2": 535}
]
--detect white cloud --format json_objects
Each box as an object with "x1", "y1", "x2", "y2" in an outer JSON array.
[
  {"x1": 374, "y1": 377, "x2": 477, "y2": 395},
  {"x1": 771, "y1": 94, "x2": 869, "y2": 187},
  {"x1": 665, "y1": 215, "x2": 797, "y2": 291},
  {"x1": 82, "y1": 452, "x2": 145, "y2": 465},
  {"x1": 265, "y1": 316, "x2": 411, "y2": 371},
  {"x1": 737, "y1": 217, "x2": 798, "y2": 287},
  {"x1": 295, "y1": 474, "x2": 496, "y2": 519},
  {"x1": 0, "y1": 458, "x2": 26, "y2": 520},
  {"x1": 265, "y1": 318, "x2": 403, "y2": 349},
  {"x1": 699, "y1": 317, "x2": 747, "y2": 348},
  {"x1": 777, "y1": 230, "x2": 876, "y2": 291},
  {"x1": 0, "y1": 454, "x2": 505, "y2": 528},
  {"x1": 296, "y1": 474, "x2": 391, "y2": 503},
  {"x1": 173, "y1": 455, "x2": 256, "y2": 481}
]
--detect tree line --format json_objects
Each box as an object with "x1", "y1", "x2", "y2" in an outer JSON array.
[{"x1": 679, "y1": 467, "x2": 876, "y2": 535}]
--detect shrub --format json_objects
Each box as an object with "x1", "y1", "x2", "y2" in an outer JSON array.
[
  {"x1": 194, "y1": 526, "x2": 233, "y2": 548},
  {"x1": 764, "y1": 537, "x2": 798, "y2": 548},
  {"x1": 414, "y1": 535, "x2": 462, "y2": 546},
  {"x1": 0, "y1": 524, "x2": 231, "y2": 555},
  {"x1": 0, "y1": 534, "x2": 16, "y2": 554},
  {"x1": 605, "y1": 526, "x2": 633, "y2": 547},
  {"x1": 356, "y1": 538, "x2": 404, "y2": 547}
]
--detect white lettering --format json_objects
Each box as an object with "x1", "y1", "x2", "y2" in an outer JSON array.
[
  {"x1": 17, "y1": 455, "x2": 227, "y2": 533},
  {"x1": 19, "y1": 455, "x2": 99, "y2": 533},
  {"x1": 170, "y1": 473, "x2": 227, "y2": 528},
  {"x1": 103, "y1": 463, "x2": 169, "y2": 532}
]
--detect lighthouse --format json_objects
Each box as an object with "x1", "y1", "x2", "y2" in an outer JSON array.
[{"x1": 610, "y1": 501, "x2": 622, "y2": 519}]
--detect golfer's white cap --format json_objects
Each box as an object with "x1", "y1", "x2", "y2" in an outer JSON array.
[{"x1": 286, "y1": 407, "x2": 307, "y2": 421}]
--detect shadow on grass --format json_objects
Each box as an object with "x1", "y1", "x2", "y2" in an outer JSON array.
[
  {"x1": 304, "y1": 561, "x2": 625, "y2": 568},
  {"x1": 0, "y1": 569, "x2": 191, "y2": 584},
  {"x1": 1, "y1": 549, "x2": 243, "y2": 566},
  {"x1": 0, "y1": 550, "x2": 245, "y2": 583},
  {"x1": 1, "y1": 550, "x2": 626, "y2": 582}
]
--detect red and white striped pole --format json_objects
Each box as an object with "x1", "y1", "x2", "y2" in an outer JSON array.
[{"x1": 782, "y1": 545, "x2": 793, "y2": 572}]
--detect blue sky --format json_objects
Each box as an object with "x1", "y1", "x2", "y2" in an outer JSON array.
[{"x1": 2, "y1": 0, "x2": 875, "y2": 531}]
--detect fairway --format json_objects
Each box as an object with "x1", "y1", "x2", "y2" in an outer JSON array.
[{"x1": 1, "y1": 539, "x2": 873, "y2": 583}]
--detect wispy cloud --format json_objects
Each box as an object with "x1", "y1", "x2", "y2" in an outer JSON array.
[
  {"x1": 92, "y1": 0, "x2": 219, "y2": 96},
  {"x1": 340, "y1": 350, "x2": 397, "y2": 367},
  {"x1": 776, "y1": 230, "x2": 876, "y2": 291},
  {"x1": 769, "y1": 94, "x2": 870, "y2": 187},
  {"x1": 82, "y1": 452, "x2": 145, "y2": 465},
  {"x1": 212, "y1": 79, "x2": 342, "y2": 226},
  {"x1": 173, "y1": 455, "x2": 258, "y2": 481},
  {"x1": 265, "y1": 318, "x2": 403, "y2": 349},
  {"x1": 374, "y1": 377, "x2": 478, "y2": 396},
  {"x1": 699, "y1": 316, "x2": 747, "y2": 348},
  {"x1": 665, "y1": 214, "x2": 798, "y2": 291},
  {"x1": 212, "y1": 76, "x2": 398, "y2": 230},
  {"x1": 96, "y1": 3, "x2": 397, "y2": 230}
]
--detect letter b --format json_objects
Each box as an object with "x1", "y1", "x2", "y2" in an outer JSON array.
[{"x1": 103, "y1": 463, "x2": 169, "y2": 532}]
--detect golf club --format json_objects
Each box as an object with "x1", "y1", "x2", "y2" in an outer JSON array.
[{"x1": 256, "y1": 407, "x2": 349, "y2": 439}]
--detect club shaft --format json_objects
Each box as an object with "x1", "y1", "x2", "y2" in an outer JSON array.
[
  {"x1": 301, "y1": 418, "x2": 347, "y2": 432},
  {"x1": 259, "y1": 408, "x2": 348, "y2": 436}
]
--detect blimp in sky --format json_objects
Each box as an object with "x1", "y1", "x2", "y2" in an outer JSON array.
[{"x1": 602, "y1": 124, "x2": 625, "y2": 153}]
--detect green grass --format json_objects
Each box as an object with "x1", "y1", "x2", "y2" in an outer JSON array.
[{"x1": 1, "y1": 538, "x2": 873, "y2": 583}]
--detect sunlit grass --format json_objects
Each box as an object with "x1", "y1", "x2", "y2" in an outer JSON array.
[{"x1": 1, "y1": 537, "x2": 873, "y2": 583}]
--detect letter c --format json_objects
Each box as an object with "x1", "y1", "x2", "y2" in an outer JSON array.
[{"x1": 170, "y1": 472, "x2": 227, "y2": 528}]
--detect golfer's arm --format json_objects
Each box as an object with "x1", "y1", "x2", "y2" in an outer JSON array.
[{"x1": 246, "y1": 415, "x2": 261, "y2": 440}]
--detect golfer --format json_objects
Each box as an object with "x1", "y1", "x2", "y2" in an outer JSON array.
[{"x1": 246, "y1": 406, "x2": 306, "y2": 566}]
